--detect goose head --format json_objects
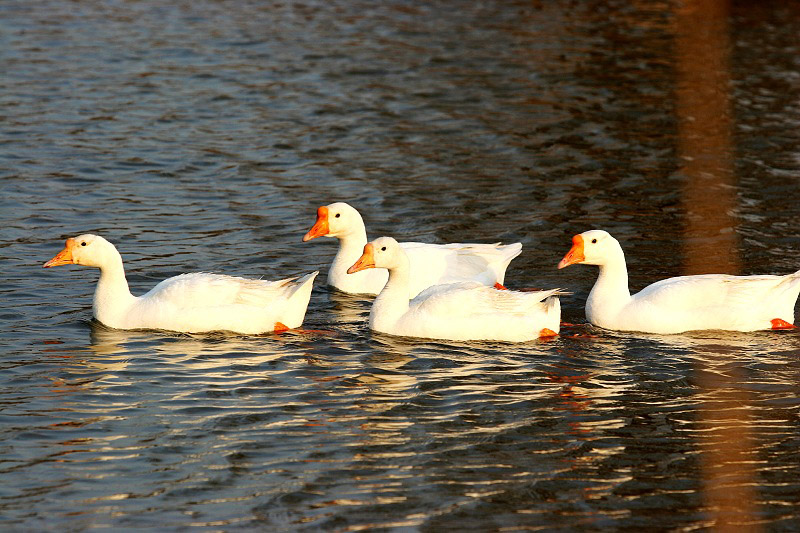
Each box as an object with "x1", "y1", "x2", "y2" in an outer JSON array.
[
  {"x1": 558, "y1": 230, "x2": 623, "y2": 269},
  {"x1": 303, "y1": 202, "x2": 365, "y2": 241},
  {"x1": 43, "y1": 234, "x2": 117, "y2": 269},
  {"x1": 347, "y1": 237, "x2": 404, "y2": 274}
]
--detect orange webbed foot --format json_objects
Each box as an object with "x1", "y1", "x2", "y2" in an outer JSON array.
[
  {"x1": 273, "y1": 323, "x2": 338, "y2": 336},
  {"x1": 770, "y1": 318, "x2": 796, "y2": 330},
  {"x1": 494, "y1": 282, "x2": 508, "y2": 290},
  {"x1": 539, "y1": 328, "x2": 558, "y2": 338}
]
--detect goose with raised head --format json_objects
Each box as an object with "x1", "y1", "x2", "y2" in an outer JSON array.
[
  {"x1": 303, "y1": 202, "x2": 522, "y2": 297},
  {"x1": 43, "y1": 234, "x2": 317, "y2": 334},
  {"x1": 558, "y1": 229, "x2": 800, "y2": 334},
  {"x1": 347, "y1": 236, "x2": 561, "y2": 342}
]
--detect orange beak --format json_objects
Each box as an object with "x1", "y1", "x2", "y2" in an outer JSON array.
[
  {"x1": 43, "y1": 238, "x2": 77, "y2": 268},
  {"x1": 302, "y1": 206, "x2": 330, "y2": 242},
  {"x1": 558, "y1": 235, "x2": 585, "y2": 269},
  {"x1": 347, "y1": 243, "x2": 376, "y2": 274}
]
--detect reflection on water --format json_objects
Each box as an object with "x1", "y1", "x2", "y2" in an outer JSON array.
[
  {"x1": 325, "y1": 290, "x2": 372, "y2": 334},
  {"x1": 2, "y1": 0, "x2": 800, "y2": 530},
  {"x1": 676, "y1": 0, "x2": 758, "y2": 529},
  {"x1": 677, "y1": 0, "x2": 739, "y2": 276}
]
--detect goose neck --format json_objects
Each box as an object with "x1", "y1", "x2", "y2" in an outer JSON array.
[
  {"x1": 331, "y1": 228, "x2": 370, "y2": 278},
  {"x1": 370, "y1": 259, "x2": 411, "y2": 329},
  {"x1": 93, "y1": 251, "x2": 136, "y2": 327},
  {"x1": 586, "y1": 255, "x2": 632, "y2": 323}
]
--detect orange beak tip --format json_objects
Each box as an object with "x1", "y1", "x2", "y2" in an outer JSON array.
[
  {"x1": 346, "y1": 261, "x2": 369, "y2": 275},
  {"x1": 558, "y1": 235, "x2": 585, "y2": 269},
  {"x1": 302, "y1": 227, "x2": 327, "y2": 242},
  {"x1": 347, "y1": 261, "x2": 375, "y2": 274},
  {"x1": 43, "y1": 246, "x2": 74, "y2": 268},
  {"x1": 557, "y1": 254, "x2": 582, "y2": 269},
  {"x1": 303, "y1": 206, "x2": 330, "y2": 241},
  {"x1": 347, "y1": 244, "x2": 375, "y2": 274}
]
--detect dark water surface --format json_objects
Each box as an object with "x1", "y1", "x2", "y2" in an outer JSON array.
[{"x1": 3, "y1": 0, "x2": 800, "y2": 530}]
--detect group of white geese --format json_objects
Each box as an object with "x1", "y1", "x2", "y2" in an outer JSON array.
[{"x1": 44, "y1": 202, "x2": 800, "y2": 341}]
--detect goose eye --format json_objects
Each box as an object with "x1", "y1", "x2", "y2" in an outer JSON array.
[
  {"x1": 591, "y1": 239, "x2": 597, "y2": 244},
  {"x1": 81, "y1": 241, "x2": 87, "y2": 246},
  {"x1": 381, "y1": 246, "x2": 386, "y2": 251},
  {"x1": 335, "y1": 213, "x2": 340, "y2": 218}
]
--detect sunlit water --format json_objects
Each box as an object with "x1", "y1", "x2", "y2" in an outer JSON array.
[{"x1": 3, "y1": 0, "x2": 800, "y2": 530}]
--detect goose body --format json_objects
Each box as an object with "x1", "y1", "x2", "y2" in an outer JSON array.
[
  {"x1": 558, "y1": 229, "x2": 800, "y2": 334},
  {"x1": 348, "y1": 237, "x2": 561, "y2": 342},
  {"x1": 43, "y1": 234, "x2": 317, "y2": 334},
  {"x1": 303, "y1": 202, "x2": 522, "y2": 297}
]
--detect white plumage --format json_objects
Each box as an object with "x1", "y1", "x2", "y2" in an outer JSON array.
[
  {"x1": 348, "y1": 236, "x2": 562, "y2": 342},
  {"x1": 44, "y1": 234, "x2": 317, "y2": 334},
  {"x1": 558, "y1": 229, "x2": 800, "y2": 334},
  {"x1": 302, "y1": 202, "x2": 521, "y2": 297}
]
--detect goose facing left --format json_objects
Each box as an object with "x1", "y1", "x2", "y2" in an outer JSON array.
[
  {"x1": 347, "y1": 236, "x2": 562, "y2": 342},
  {"x1": 302, "y1": 202, "x2": 522, "y2": 297},
  {"x1": 43, "y1": 234, "x2": 317, "y2": 334},
  {"x1": 558, "y1": 229, "x2": 800, "y2": 334}
]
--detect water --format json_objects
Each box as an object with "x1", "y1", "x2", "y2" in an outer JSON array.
[{"x1": 2, "y1": 0, "x2": 800, "y2": 530}]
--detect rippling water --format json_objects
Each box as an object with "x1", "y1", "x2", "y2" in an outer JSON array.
[{"x1": 3, "y1": 0, "x2": 800, "y2": 530}]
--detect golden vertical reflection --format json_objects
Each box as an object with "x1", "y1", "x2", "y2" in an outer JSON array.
[
  {"x1": 675, "y1": 1, "x2": 759, "y2": 531},
  {"x1": 676, "y1": 0, "x2": 739, "y2": 276}
]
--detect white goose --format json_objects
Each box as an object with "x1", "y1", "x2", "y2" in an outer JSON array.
[
  {"x1": 347, "y1": 236, "x2": 562, "y2": 342},
  {"x1": 302, "y1": 202, "x2": 522, "y2": 297},
  {"x1": 43, "y1": 234, "x2": 317, "y2": 334},
  {"x1": 558, "y1": 229, "x2": 800, "y2": 334}
]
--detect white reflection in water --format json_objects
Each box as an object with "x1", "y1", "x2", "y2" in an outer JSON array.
[
  {"x1": 326, "y1": 290, "x2": 372, "y2": 333},
  {"x1": 88, "y1": 320, "x2": 305, "y2": 370}
]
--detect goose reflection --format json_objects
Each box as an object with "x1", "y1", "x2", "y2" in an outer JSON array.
[
  {"x1": 355, "y1": 333, "x2": 418, "y2": 406},
  {"x1": 42, "y1": 321, "x2": 135, "y2": 392},
  {"x1": 623, "y1": 328, "x2": 800, "y2": 362},
  {"x1": 88, "y1": 320, "x2": 306, "y2": 371},
  {"x1": 545, "y1": 334, "x2": 634, "y2": 437},
  {"x1": 89, "y1": 320, "x2": 145, "y2": 360},
  {"x1": 326, "y1": 289, "x2": 372, "y2": 333}
]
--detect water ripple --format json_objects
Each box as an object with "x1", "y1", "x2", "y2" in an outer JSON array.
[{"x1": 3, "y1": 0, "x2": 800, "y2": 530}]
